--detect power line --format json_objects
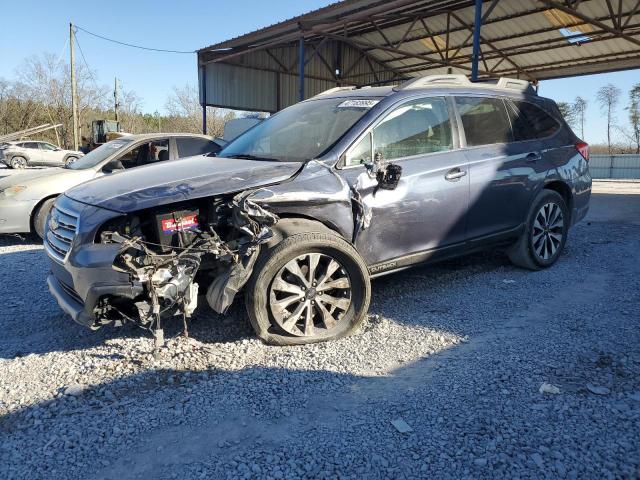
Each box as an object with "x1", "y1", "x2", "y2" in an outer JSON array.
[
  {"x1": 74, "y1": 34, "x2": 103, "y2": 95},
  {"x1": 74, "y1": 25, "x2": 195, "y2": 54}
]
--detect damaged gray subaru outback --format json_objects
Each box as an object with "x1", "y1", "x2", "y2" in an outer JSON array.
[{"x1": 45, "y1": 74, "x2": 591, "y2": 345}]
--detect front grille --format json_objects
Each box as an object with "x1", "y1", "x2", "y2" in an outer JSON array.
[{"x1": 45, "y1": 205, "x2": 79, "y2": 263}]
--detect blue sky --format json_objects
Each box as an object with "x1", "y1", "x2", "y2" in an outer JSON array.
[{"x1": 1, "y1": 0, "x2": 638, "y2": 144}]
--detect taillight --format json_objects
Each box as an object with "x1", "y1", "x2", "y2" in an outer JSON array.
[{"x1": 575, "y1": 141, "x2": 589, "y2": 161}]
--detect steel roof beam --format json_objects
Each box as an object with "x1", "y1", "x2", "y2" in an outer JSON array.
[
  {"x1": 380, "y1": 26, "x2": 640, "y2": 74},
  {"x1": 539, "y1": 0, "x2": 640, "y2": 48},
  {"x1": 375, "y1": 17, "x2": 640, "y2": 67}
]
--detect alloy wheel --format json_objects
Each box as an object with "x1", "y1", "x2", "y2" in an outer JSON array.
[
  {"x1": 12, "y1": 157, "x2": 26, "y2": 169},
  {"x1": 532, "y1": 202, "x2": 564, "y2": 260},
  {"x1": 269, "y1": 253, "x2": 352, "y2": 337}
]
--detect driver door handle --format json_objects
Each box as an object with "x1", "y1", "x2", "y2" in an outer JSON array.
[{"x1": 445, "y1": 167, "x2": 467, "y2": 181}]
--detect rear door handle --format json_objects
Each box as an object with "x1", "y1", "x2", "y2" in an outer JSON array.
[
  {"x1": 445, "y1": 167, "x2": 467, "y2": 181},
  {"x1": 526, "y1": 152, "x2": 542, "y2": 162}
]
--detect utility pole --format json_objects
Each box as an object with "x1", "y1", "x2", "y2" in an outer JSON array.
[
  {"x1": 69, "y1": 23, "x2": 79, "y2": 150},
  {"x1": 114, "y1": 77, "x2": 119, "y2": 122}
]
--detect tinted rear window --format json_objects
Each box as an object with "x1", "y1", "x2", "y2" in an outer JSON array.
[
  {"x1": 456, "y1": 97, "x2": 513, "y2": 146},
  {"x1": 176, "y1": 138, "x2": 221, "y2": 157},
  {"x1": 508, "y1": 100, "x2": 560, "y2": 141}
]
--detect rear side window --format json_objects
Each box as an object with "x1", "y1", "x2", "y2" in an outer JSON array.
[
  {"x1": 24, "y1": 142, "x2": 39, "y2": 149},
  {"x1": 176, "y1": 138, "x2": 221, "y2": 157},
  {"x1": 372, "y1": 97, "x2": 452, "y2": 161},
  {"x1": 456, "y1": 97, "x2": 513, "y2": 146},
  {"x1": 508, "y1": 100, "x2": 560, "y2": 141}
]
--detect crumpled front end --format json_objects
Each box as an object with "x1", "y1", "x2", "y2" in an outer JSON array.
[{"x1": 46, "y1": 192, "x2": 279, "y2": 332}]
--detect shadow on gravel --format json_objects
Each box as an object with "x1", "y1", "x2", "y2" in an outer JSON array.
[{"x1": 0, "y1": 232, "x2": 513, "y2": 360}]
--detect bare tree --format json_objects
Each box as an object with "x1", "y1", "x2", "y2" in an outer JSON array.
[
  {"x1": 596, "y1": 84, "x2": 621, "y2": 155},
  {"x1": 628, "y1": 83, "x2": 640, "y2": 154},
  {"x1": 164, "y1": 84, "x2": 234, "y2": 137},
  {"x1": 572, "y1": 96, "x2": 587, "y2": 140},
  {"x1": 15, "y1": 53, "x2": 109, "y2": 148}
]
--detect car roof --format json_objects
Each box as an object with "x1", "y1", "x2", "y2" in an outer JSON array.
[{"x1": 121, "y1": 133, "x2": 215, "y2": 141}]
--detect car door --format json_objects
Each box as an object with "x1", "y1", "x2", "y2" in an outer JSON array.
[
  {"x1": 23, "y1": 142, "x2": 42, "y2": 164},
  {"x1": 38, "y1": 142, "x2": 62, "y2": 166},
  {"x1": 339, "y1": 96, "x2": 469, "y2": 267},
  {"x1": 456, "y1": 96, "x2": 534, "y2": 240}
]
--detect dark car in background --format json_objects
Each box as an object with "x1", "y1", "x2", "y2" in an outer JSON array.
[{"x1": 44, "y1": 74, "x2": 591, "y2": 345}]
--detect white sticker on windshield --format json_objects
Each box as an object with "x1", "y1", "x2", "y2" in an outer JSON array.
[
  {"x1": 337, "y1": 99, "x2": 380, "y2": 109},
  {"x1": 109, "y1": 142, "x2": 126, "y2": 149}
]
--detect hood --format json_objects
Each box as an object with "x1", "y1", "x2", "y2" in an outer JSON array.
[
  {"x1": 0, "y1": 168, "x2": 64, "y2": 186},
  {"x1": 0, "y1": 167, "x2": 92, "y2": 201},
  {"x1": 65, "y1": 155, "x2": 304, "y2": 213}
]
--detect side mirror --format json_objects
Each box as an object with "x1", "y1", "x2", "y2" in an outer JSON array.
[
  {"x1": 376, "y1": 163, "x2": 402, "y2": 190},
  {"x1": 368, "y1": 151, "x2": 402, "y2": 190},
  {"x1": 103, "y1": 160, "x2": 124, "y2": 173}
]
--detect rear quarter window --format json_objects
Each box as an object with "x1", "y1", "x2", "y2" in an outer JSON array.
[
  {"x1": 455, "y1": 97, "x2": 513, "y2": 146},
  {"x1": 508, "y1": 100, "x2": 560, "y2": 141},
  {"x1": 176, "y1": 138, "x2": 222, "y2": 158}
]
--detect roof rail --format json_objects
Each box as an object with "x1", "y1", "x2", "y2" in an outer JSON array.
[
  {"x1": 395, "y1": 74, "x2": 537, "y2": 95},
  {"x1": 398, "y1": 74, "x2": 471, "y2": 90},
  {"x1": 496, "y1": 77, "x2": 536, "y2": 94},
  {"x1": 313, "y1": 86, "x2": 356, "y2": 97}
]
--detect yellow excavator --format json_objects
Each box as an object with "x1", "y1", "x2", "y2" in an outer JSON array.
[{"x1": 81, "y1": 119, "x2": 126, "y2": 152}]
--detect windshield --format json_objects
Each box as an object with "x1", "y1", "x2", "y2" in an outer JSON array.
[
  {"x1": 218, "y1": 97, "x2": 380, "y2": 162},
  {"x1": 66, "y1": 139, "x2": 133, "y2": 170}
]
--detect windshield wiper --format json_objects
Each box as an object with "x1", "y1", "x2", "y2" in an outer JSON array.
[{"x1": 227, "y1": 154, "x2": 277, "y2": 161}]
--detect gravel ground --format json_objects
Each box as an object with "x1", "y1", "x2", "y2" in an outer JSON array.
[{"x1": 1, "y1": 185, "x2": 639, "y2": 479}]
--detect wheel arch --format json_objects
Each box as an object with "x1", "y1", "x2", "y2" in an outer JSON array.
[
  {"x1": 62, "y1": 153, "x2": 80, "y2": 163},
  {"x1": 30, "y1": 194, "x2": 60, "y2": 232},
  {"x1": 9, "y1": 153, "x2": 30, "y2": 164},
  {"x1": 274, "y1": 213, "x2": 349, "y2": 241},
  {"x1": 543, "y1": 180, "x2": 573, "y2": 223}
]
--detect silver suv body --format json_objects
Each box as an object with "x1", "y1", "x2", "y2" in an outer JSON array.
[{"x1": 0, "y1": 141, "x2": 83, "y2": 169}]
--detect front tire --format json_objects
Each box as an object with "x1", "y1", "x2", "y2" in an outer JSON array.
[
  {"x1": 64, "y1": 156, "x2": 78, "y2": 166},
  {"x1": 33, "y1": 198, "x2": 56, "y2": 240},
  {"x1": 11, "y1": 156, "x2": 27, "y2": 169},
  {"x1": 508, "y1": 189, "x2": 569, "y2": 270},
  {"x1": 245, "y1": 230, "x2": 371, "y2": 345}
]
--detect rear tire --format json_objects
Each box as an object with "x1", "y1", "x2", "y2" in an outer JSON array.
[
  {"x1": 245, "y1": 230, "x2": 371, "y2": 345},
  {"x1": 508, "y1": 189, "x2": 569, "y2": 270},
  {"x1": 64, "y1": 156, "x2": 78, "y2": 166},
  {"x1": 11, "y1": 156, "x2": 27, "y2": 169},
  {"x1": 33, "y1": 198, "x2": 56, "y2": 240}
]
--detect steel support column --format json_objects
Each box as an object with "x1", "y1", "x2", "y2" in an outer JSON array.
[
  {"x1": 471, "y1": 0, "x2": 483, "y2": 81},
  {"x1": 201, "y1": 65, "x2": 207, "y2": 135},
  {"x1": 299, "y1": 36, "x2": 305, "y2": 101}
]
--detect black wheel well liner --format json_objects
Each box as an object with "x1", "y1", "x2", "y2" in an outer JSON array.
[
  {"x1": 30, "y1": 194, "x2": 59, "y2": 232},
  {"x1": 543, "y1": 180, "x2": 573, "y2": 222}
]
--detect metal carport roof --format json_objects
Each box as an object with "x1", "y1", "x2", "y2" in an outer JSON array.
[{"x1": 197, "y1": 0, "x2": 640, "y2": 117}]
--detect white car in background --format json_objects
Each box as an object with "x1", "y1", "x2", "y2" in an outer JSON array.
[
  {"x1": 0, "y1": 133, "x2": 225, "y2": 238},
  {"x1": 0, "y1": 141, "x2": 84, "y2": 169}
]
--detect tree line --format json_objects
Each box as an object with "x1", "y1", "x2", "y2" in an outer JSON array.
[
  {"x1": 0, "y1": 53, "x2": 236, "y2": 149},
  {"x1": 557, "y1": 82, "x2": 640, "y2": 155}
]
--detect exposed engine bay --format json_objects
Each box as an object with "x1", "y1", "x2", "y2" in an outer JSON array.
[{"x1": 95, "y1": 191, "x2": 278, "y2": 345}]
